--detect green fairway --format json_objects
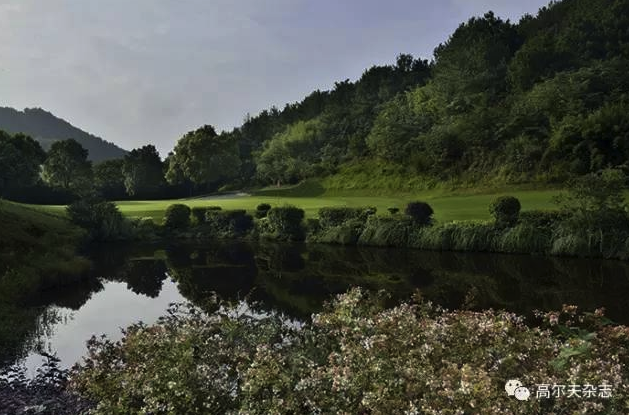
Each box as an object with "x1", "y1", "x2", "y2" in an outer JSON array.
[{"x1": 76, "y1": 189, "x2": 561, "y2": 223}]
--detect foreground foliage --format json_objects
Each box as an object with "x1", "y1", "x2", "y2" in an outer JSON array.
[{"x1": 71, "y1": 288, "x2": 629, "y2": 414}]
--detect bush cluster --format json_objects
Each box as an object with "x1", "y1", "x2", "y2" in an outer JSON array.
[
  {"x1": 163, "y1": 204, "x2": 191, "y2": 230},
  {"x1": 265, "y1": 206, "x2": 305, "y2": 241},
  {"x1": 191, "y1": 206, "x2": 221, "y2": 224},
  {"x1": 317, "y1": 207, "x2": 370, "y2": 228},
  {"x1": 204, "y1": 209, "x2": 254, "y2": 237},
  {"x1": 67, "y1": 198, "x2": 131, "y2": 241}
]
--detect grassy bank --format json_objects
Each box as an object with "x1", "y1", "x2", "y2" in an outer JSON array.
[
  {"x1": 0, "y1": 199, "x2": 90, "y2": 365},
  {"x1": 0, "y1": 199, "x2": 89, "y2": 298}
]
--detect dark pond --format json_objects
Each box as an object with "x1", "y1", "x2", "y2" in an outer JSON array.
[{"x1": 2, "y1": 241, "x2": 629, "y2": 375}]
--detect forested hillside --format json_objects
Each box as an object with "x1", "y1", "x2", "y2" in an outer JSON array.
[
  {"x1": 0, "y1": 107, "x2": 126, "y2": 162},
  {"x1": 171, "y1": 0, "x2": 629, "y2": 191},
  {"x1": 2, "y1": 0, "x2": 628, "y2": 203}
]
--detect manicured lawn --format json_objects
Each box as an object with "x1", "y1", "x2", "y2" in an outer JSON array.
[{"x1": 87, "y1": 189, "x2": 561, "y2": 223}]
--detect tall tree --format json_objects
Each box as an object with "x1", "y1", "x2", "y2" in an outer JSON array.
[
  {"x1": 122, "y1": 145, "x2": 165, "y2": 197},
  {"x1": 42, "y1": 139, "x2": 92, "y2": 191},
  {"x1": 0, "y1": 131, "x2": 46, "y2": 195},
  {"x1": 166, "y1": 125, "x2": 240, "y2": 188},
  {"x1": 94, "y1": 159, "x2": 126, "y2": 200}
]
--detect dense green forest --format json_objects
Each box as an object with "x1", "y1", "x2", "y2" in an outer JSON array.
[
  {"x1": 215, "y1": 0, "x2": 629, "y2": 189},
  {"x1": 2, "y1": 0, "x2": 629, "y2": 202}
]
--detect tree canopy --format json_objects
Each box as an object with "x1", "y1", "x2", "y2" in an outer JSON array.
[
  {"x1": 166, "y1": 125, "x2": 240, "y2": 187},
  {"x1": 42, "y1": 139, "x2": 92, "y2": 192},
  {"x1": 122, "y1": 145, "x2": 165, "y2": 198},
  {"x1": 0, "y1": 131, "x2": 46, "y2": 195}
]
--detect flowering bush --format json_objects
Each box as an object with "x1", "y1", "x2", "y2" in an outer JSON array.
[{"x1": 71, "y1": 289, "x2": 629, "y2": 414}]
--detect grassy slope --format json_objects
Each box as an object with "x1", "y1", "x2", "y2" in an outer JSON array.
[
  {"x1": 319, "y1": 159, "x2": 555, "y2": 194},
  {"x1": 0, "y1": 199, "x2": 89, "y2": 297},
  {"x1": 38, "y1": 182, "x2": 561, "y2": 223}
]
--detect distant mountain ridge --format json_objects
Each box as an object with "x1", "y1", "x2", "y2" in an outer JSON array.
[{"x1": 0, "y1": 107, "x2": 127, "y2": 162}]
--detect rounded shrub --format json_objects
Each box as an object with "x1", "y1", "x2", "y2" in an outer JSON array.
[
  {"x1": 387, "y1": 207, "x2": 400, "y2": 215},
  {"x1": 255, "y1": 203, "x2": 272, "y2": 219},
  {"x1": 267, "y1": 206, "x2": 305, "y2": 241},
  {"x1": 405, "y1": 201, "x2": 434, "y2": 225},
  {"x1": 163, "y1": 204, "x2": 191, "y2": 230},
  {"x1": 489, "y1": 196, "x2": 521, "y2": 227}
]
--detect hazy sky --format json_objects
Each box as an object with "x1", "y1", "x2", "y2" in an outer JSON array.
[{"x1": 0, "y1": 0, "x2": 549, "y2": 156}]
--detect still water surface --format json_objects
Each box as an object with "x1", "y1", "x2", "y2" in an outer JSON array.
[{"x1": 4, "y1": 241, "x2": 629, "y2": 374}]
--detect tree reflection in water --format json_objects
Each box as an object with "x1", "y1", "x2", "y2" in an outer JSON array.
[{"x1": 3, "y1": 240, "x2": 629, "y2": 369}]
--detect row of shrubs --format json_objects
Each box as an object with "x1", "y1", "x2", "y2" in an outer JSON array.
[
  {"x1": 150, "y1": 193, "x2": 629, "y2": 259},
  {"x1": 68, "y1": 186, "x2": 629, "y2": 260},
  {"x1": 308, "y1": 201, "x2": 629, "y2": 259},
  {"x1": 70, "y1": 197, "x2": 629, "y2": 259},
  {"x1": 161, "y1": 203, "x2": 305, "y2": 241}
]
